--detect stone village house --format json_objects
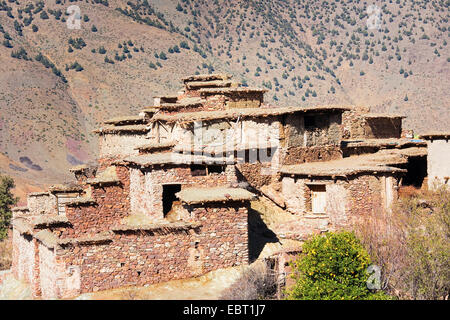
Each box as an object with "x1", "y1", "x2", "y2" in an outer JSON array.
[{"x1": 6, "y1": 73, "x2": 435, "y2": 299}]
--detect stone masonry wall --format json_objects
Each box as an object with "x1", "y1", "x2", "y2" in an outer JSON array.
[
  {"x1": 139, "y1": 164, "x2": 236, "y2": 220},
  {"x1": 53, "y1": 202, "x2": 248, "y2": 297},
  {"x1": 61, "y1": 166, "x2": 131, "y2": 238},
  {"x1": 27, "y1": 193, "x2": 57, "y2": 216},
  {"x1": 282, "y1": 173, "x2": 400, "y2": 229}
]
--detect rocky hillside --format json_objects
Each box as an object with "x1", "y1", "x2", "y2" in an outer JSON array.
[{"x1": 0, "y1": 0, "x2": 448, "y2": 201}]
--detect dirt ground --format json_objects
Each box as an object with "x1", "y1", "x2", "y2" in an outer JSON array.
[{"x1": 75, "y1": 265, "x2": 249, "y2": 300}]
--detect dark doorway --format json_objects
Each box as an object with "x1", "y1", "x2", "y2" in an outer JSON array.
[
  {"x1": 162, "y1": 184, "x2": 181, "y2": 216},
  {"x1": 402, "y1": 156, "x2": 427, "y2": 188}
]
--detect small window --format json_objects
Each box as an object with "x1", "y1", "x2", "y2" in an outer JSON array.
[
  {"x1": 162, "y1": 184, "x2": 181, "y2": 216},
  {"x1": 208, "y1": 165, "x2": 225, "y2": 174},
  {"x1": 304, "y1": 116, "x2": 316, "y2": 128},
  {"x1": 190, "y1": 164, "x2": 207, "y2": 176},
  {"x1": 308, "y1": 184, "x2": 326, "y2": 214}
]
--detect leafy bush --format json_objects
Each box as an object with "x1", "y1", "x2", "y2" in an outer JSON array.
[{"x1": 286, "y1": 232, "x2": 392, "y2": 300}]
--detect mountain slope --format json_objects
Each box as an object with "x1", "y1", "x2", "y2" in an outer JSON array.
[{"x1": 0, "y1": 0, "x2": 448, "y2": 201}]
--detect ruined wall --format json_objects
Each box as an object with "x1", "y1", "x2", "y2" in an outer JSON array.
[
  {"x1": 427, "y1": 139, "x2": 450, "y2": 189},
  {"x1": 53, "y1": 203, "x2": 248, "y2": 297},
  {"x1": 98, "y1": 133, "x2": 149, "y2": 159}
]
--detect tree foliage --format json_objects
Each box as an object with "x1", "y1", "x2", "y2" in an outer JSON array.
[
  {"x1": 0, "y1": 175, "x2": 17, "y2": 241},
  {"x1": 286, "y1": 231, "x2": 392, "y2": 300}
]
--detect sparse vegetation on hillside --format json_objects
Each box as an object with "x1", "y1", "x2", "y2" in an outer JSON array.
[{"x1": 0, "y1": 0, "x2": 448, "y2": 195}]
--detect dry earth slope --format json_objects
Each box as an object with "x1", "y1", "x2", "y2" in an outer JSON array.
[{"x1": 0, "y1": 0, "x2": 448, "y2": 201}]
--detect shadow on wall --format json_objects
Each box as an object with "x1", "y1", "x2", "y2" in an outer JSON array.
[{"x1": 248, "y1": 209, "x2": 280, "y2": 263}]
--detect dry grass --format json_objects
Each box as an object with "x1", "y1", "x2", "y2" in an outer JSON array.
[
  {"x1": 220, "y1": 261, "x2": 277, "y2": 300},
  {"x1": 0, "y1": 238, "x2": 12, "y2": 270},
  {"x1": 355, "y1": 186, "x2": 450, "y2": 300}
]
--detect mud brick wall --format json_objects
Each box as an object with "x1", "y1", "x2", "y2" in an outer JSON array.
[
  {"x1": 98, "y1": 132, "x2": 149, "y2": 159},
  {"x1": 342, "y1": 146, "x2": 380, "y2": 157},
  {"x1": 53, "y1": 202, "x2": 249, "y2": 297},
  {"x1": 236, "y1": 163, "x2": 273, "y2": 188},
  {"x1": 282, "y1": 146, "x2": 343, "y2": 166},
  {"x1": 364, "y1": 118, "x2": 402, "y2": 139},
  {"x1": 225, "y1": 92, "x2": 264, "y2": 109},
  {"x1": 13, "y1": 231, "x2": 35, "y2": 283},
  {"x1": 347, "y1": 174, "x2": 399, "y2": 224},
  {"x1": 131, "y1": 164, "x2": 236, "y2": 219},
  {"x1": 61, "y1": 166, "x2": 131, "y2": 238},
  {"x1": 342, "y1": 109, "x2": 402, "y2": 140},
  {"x1": 74, "y1": 167, "x2": 97, "y2": 185},
  {"x1": 282, "y1": 113, "x2": 342, "y2": 148},
  {"x1": 38, "y1": 243, "x2": 58, "y2": 299},
  {"x1": 175, "y1": 117, "x2": 281, "y2": 153}
]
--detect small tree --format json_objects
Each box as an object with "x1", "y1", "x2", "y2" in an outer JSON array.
[
  {"x1": 286, "y1": 232, "x2": 392, "y2": 300},
  {"x1": 0, "y1": 175, "x2": 17, "y2": 241}
]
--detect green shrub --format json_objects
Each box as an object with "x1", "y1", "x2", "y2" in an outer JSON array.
[{"x1": 286, "y1": 231, "x2": 392, "y2": 300}]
